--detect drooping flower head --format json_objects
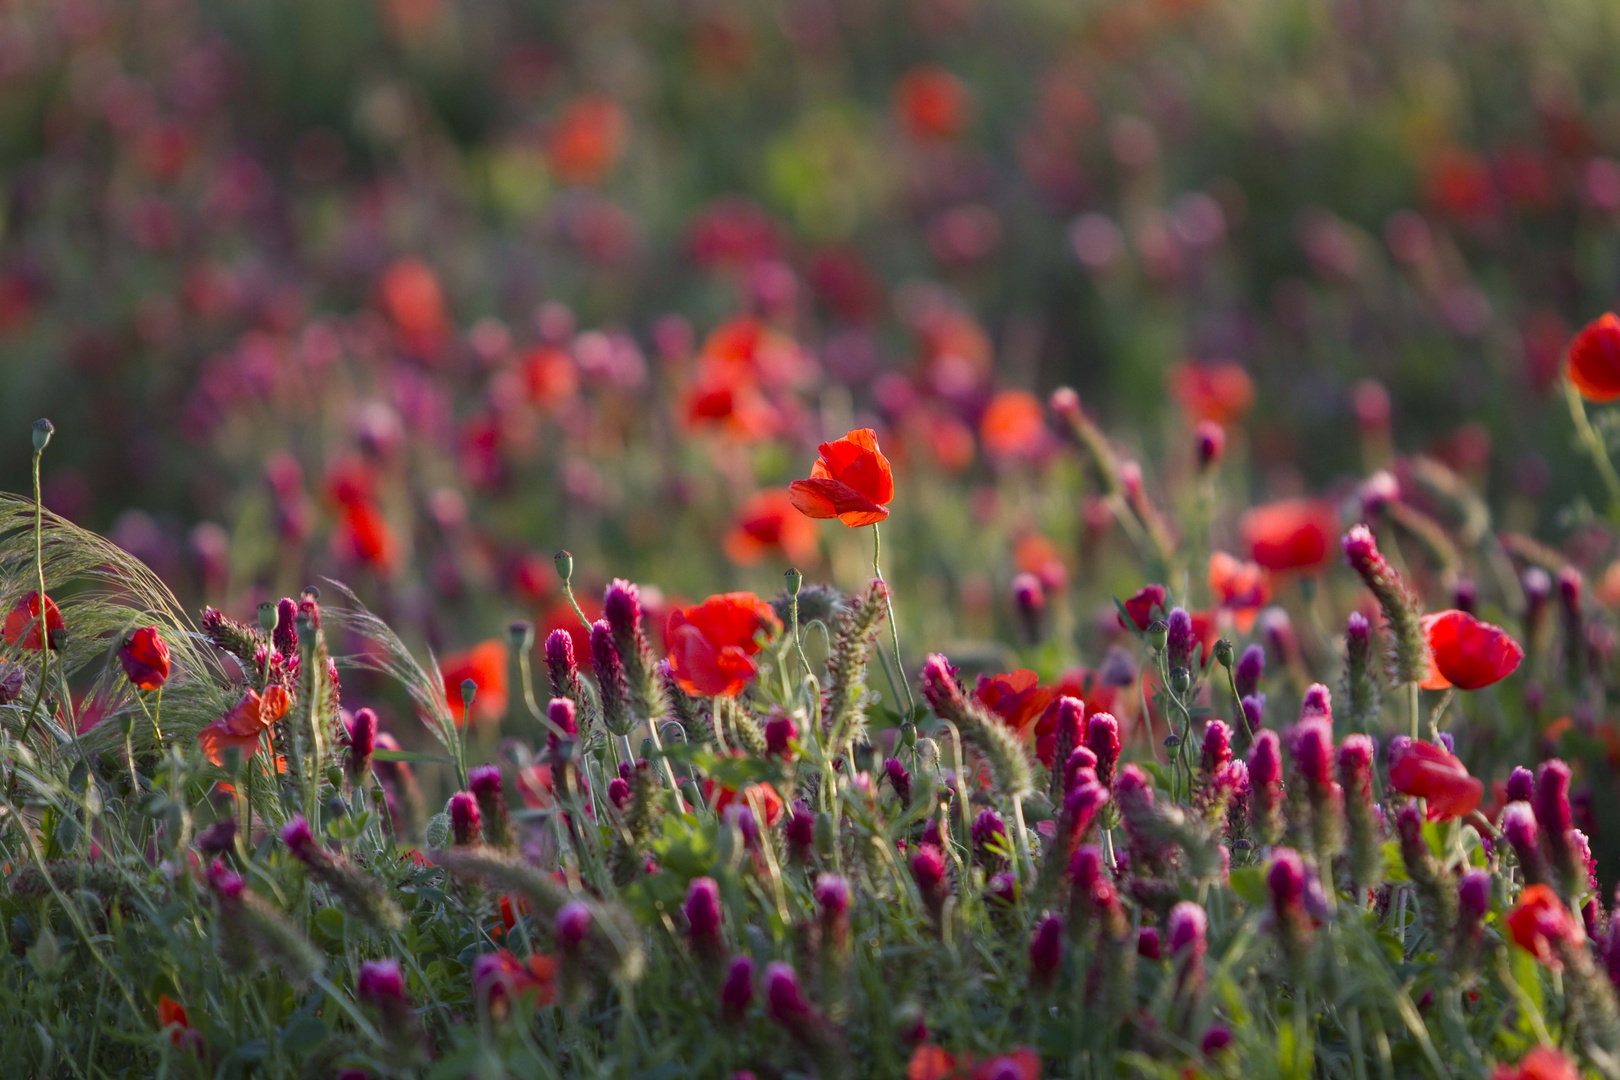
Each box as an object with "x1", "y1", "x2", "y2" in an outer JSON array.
[
  {"x1": 665, "y1": 593, "x2": 780, "y2": 697},
  {"x1": 119, "y1": 626, "x2": 171, "y2": 690},
  {"x1": 4, "y1": 591, "x2": 64, "y2": 651},
  {"x1": 788, "y1": 428, "x2": 894, "y2": 527},
  {"x1": 1419, "y1": 610, "x2": 1524, "y2": 690}
]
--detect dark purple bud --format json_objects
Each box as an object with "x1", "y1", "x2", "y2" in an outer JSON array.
[
  {"x1": 1029, "y1": 914, "x2": 1064, "y2": 985},
  {"x1": 1137, "y1": 926, "x2": 1161, "y2": 960},
  {"x1": 1250, "y1": 730, "x2": 1282, "y2": 788},
  {"x1": 972, "y1": 808, "x2": 1008, "y2": 856},
  {"x1": 1168, "y1": 901, "x2": 1208, "y2": 961},
  {"x1": 556, "y1": 901, "x2": 592, "y2": 951},
  {"x1": 764, "y1": 711, "x2": 799, "y2": 759},
  {"x1": 1201, "y1": 720, "x2": 1232, "y2": 776},
  {"x1": 1234, "y1": 644, "x2": 1265, "y2": 698},
  {"x1": 786, "y1": 800, "x2": 815, "y2": 860},
  {"x1": 985, "y1": 871, "x2": 1018, "y2": 906},
  {"x1": 1267, "y1": 847, "x2": 1307, "y2": 914},
  {"x1": 1458, "y1": 869, "x2": 1490, "y2": 922},
  {"x1": 1506, "y1": 766, "x2": 1534, "y2": 804},
  {"x1": 1201, "y1": 1024, "x2": 1233, "y2": 1056},
  {"x1": 1452, "y1": 578, "x2": 1477, "y2": 615},
  {"x1": 884, "y1": 757, "x2": 913, "y2": 806},
  {"x1": 1195, "y1": 421, "x2": 1225, "y2": 470},
  {"x1": 1166, "y1": 607, "x2": 1195, "y2": 670},
  {"x1": 357, "y1": 958, "x2": 409, "y2": 1007},
  {"x1": 450, "y1": 791, "x2": 482, "y2": 846},
  {"x1": 603, "y1": 578, "x2": 642, "y2": 644},
  {"x1": 683, "y1": 876, "x2": 723, "y2": 950},
  {"x1": 1534, "y1": 759, "x2": 1574, "y2": 837},
  {"x1": 196, "y1": 818, "x2": 237, "y2": 856},
  {"x1": 346, "y1": 707, "x2": 377, "y2": 782},
  {"x1": 545, "y1": 629, "x2": 579, "y2": 697},
  {"x1": 720, "y1": 955, "x2": 755, "y2": 1020},
  {"x1": 1086, "y1": 713, "x2": 1121, "y2": 788},
  {"x1": 1292, "y1": 718, "x2": 1334, "y2": 789}
]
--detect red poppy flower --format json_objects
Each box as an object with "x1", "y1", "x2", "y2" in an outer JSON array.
[
  {"x1": 724, "y1": 489, "x2": 820, "y2": 566},
  {"x1": 198, "y1": 685, "x2": 292, "y2": 766},
  {"x1": 442, "y1": 640, "x2": 509, "y2": 725},
  {"x1": 907, "y1": 1044, "x2": 958, "y2": 1080},
  {"x1": 665, "y1": 592, "x2": 780, "y2": 697},
  {"x1": 335, "y1": 500, "x2": 401, "y2": 575},
  {"x1": 684, "y1": 375, "x2": 779, "y2": 441},
  {"x1": 709, "y1": 779, "x2": 785, "y2": 826},
  {"x1": 522, "y1": 346, "x2": 580, "y2": 409},
  {"x1": 4, "y1": 591, "x2": 64, "y2": 651},
  {"x1": 1119, "y1": 583, "x2": 1168, "y2": 631},
  {"x1": 973, "y1": 1050, "x2": 1040, "y2": 1080},
  {"x1": 158, "y1": 994, "x2": 202, "y2": 1053},
  {"x1": 1239, "y1": 498, "x2": 1337, "y2": 572},
  {"x1": 1388, "y1": 739, "x2": 1483, "y2": 820},
  {"x1": 378, "y1": 257, "x2": 448, "y2": 355},
  {"x1": 1506, "y1": 884, "x2": 1583, "y2": 969},
  {"x1": 1167, "y1": 360, "x2": 1254, "y2": 424},
  {"x1": 979, "y1": 390, "x2": 1047, "y2": 461},
  {"x1": 896, "y1": 67, "x2": 970, "y2": 141},
  {"x1": 541, "y1": 597, "x2": 600, "y2": 667},
  {"x1": 976, "y1": 670, "x2": 1059, "y2": 740},
  {"x1": 546, "y1": 96, "x2": 629, "y2": 186},
  {"x1": 1420, "y1": 609, "x2": 1524, "y2": 690},
  {"x1": 788, "y1": 428, "x2": 895, "y2": 527},
  {"x1": 473, "y1": 947, "x2": 558, "y2": 1012},
  {"x1": 1031, "y1": 668, "x2": 1125, "y2": 767},
  {"x1": 1209, "y1": 552, "x2": 1269, "y2": 632},
  {"x1": 119, "y1": 626, "x2": 171, "y2": 691},
  {"x1": 1013, "y1": 533, "x2": 1068, "y2": 592},
  {"x1": 1566, "y1": 313, "x2": 1620, "y2": 403},
  {"x1": 1491, "y1": 1046, "x2": 1580, "y2": 1080}
]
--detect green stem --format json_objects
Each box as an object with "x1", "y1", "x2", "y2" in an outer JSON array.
[
  {"x1": 1565, "y1": 377, "x2": 1620, "y2": 521},
  {"x1": 871, "y1": 523, "x2": 916, "y2": 716},
  {"x1": 1408, "y1": 681, "x2": 1420, "y2": 740},
  {"x1": 18, "y1": 447, "x2": 49, "y2": 756}
]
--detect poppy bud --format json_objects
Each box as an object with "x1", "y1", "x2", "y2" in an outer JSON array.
[
  {"x1": 449, "y1": 791, "x2": 482, "y2": 846},
  {"x1": 1146, "y1": 619, "x2": 1169, "y2": 653},
  {"x1": 120, "y1": 626, "x2": 171, "y2": 691},
  {"x1": 1234, "y1": 644, "x2": 1265, "y2": 698},
  {"x1": 720, "y1": 955, "x2": 754, "y2": 1021},
  {"x1": 1212, "y1": 638, "x2": 1235, "y2": 670},
  {"x1": 784, "y1": 567, "x2": 802, "y2": 597},
  {"x1": 553, "y1": 550, "x2": 574, "y2": 584},
  {"x1": 256, "y1": 601, "x2": 277, "y2": 632},
  {"x1": 684, "y1": 876, "x2": 723, "y2": 953},
  {"x1": 1194, "y1": 421, "x2": 1225, "y2": 471},
  {"x1": 1029, "y1": 914, "x2": 1064, "y2": 988},
  {"x1": 1086, "y1": 713, "x2": 1121, "y2": 788},
  {"x1": 1050, "y1": 387, "x2": 1081, "y2": 417},
  {"x1": 31, "y1": 417, "x2": 53, "y2": 453}
]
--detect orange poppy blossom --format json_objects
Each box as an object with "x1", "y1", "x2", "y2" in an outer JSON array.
[
  {"x1": 1208, "y1": 551, "x2": 1269, "y2": 632},
  {"x1": 377, "y1": 257, "x2": 449, "y2": 356},
  {"x1": 546, "y1": 96, "x2": 629, "y2": 186},
  {"x1": 1238, "y1": 498, "x2": 1338, "y2": 573},
  {"x1": 4, "y1": 590, "x2": 64, "y2": 650},
  {"x1": 1387, "y1": 737, "x2": 1484, "y2": 820},
  {"x1": 1419, "y1": 609, "x2": 1524, "y2": 690},
  {"x1": 473, "y1": 948, "x2": 558, "y2": 1013},
  {"x1": 1166, "y1": 359, "x2": 1254, "y2": 424},
  {"x1": 708, "y1": 778, "x2": 786, "y2": 826},
  {"x1": 441, "y1": 639, "x2": 509, "y2": 725},
  {"x1": 788, "y1": 428, "x2": 895, "y2": 527},
  {"x1": 334, "y1": 499, "x2": 401, "y2": 576},
  {"x1": 1566, "y1": 312, "x2": 1620, "y2": 403},
  {"x1": 1013, "y1": 532, "x2": 1068, "y2": 591},
  {"x1": 979, "y1": 389, "x2": 1048, "y2": 461},
  {"x1": 723, "y1": 488, "x2": 821, "y2": 566},
  {"x1": 906, "y1": 1043, "x2": 1040, "y2": 1080},
  {"x1": 158, "y1": 994, "x2": 203, "y2": 1053},
  {"x1": 665, "y1": 592, "x2": 781, "y2": 697},
  {"x1": 198, "y1": 685, "x2": 292, "y2": 766},
  {"x1": 1505, "y1": 884, "x2": 1583, "y2": 969},
  {"x1": 895, "y1": 66, "x2": 971, "y2": 141}
]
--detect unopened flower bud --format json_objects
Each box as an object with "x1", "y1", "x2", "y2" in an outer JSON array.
[
  {"x1": 1194, "y1": 421, "x2": 1225, "y2": 471},
  {"x1": 1234, "y1": 644, "x2": 1265, "y2": 698}
]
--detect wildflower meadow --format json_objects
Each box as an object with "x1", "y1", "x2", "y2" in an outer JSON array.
[{"x1": 11, "y1": 0, "x2": 1620, "y2": 1078}]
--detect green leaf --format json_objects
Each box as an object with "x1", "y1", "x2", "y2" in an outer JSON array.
[
  {"x1": 280, "y1": 1015, "x2": 327, "y2": 1054},
  {"x1": 1229, "y1": 866, "x2": 1267, "y2": 906},
  {"x1": 313, "y1": 906, "x2": 346, "y2": 940}
]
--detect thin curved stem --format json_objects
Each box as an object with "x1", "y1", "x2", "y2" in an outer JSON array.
[
  {"x1": 1565, "y1": 377, "x2": 1620, "y2": 520},
  {"x1": 871, "y1": 523, "x2": 916, "y2": 716}
]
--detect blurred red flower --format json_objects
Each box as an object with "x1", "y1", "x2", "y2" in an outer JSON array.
[
  {"x1": 896, "y1": 67, "x2": 971, "y2": 141},
  {"x1": 119, "y1": 626, "x2": 171, "y2": 691},
  {"x1": 4, "y1": 591, "x2": 64, "y2": 651},
  {"x1": 547, "y1": 97, "x2": 629, "y2": 185},
  {"x1": 1209, "y1": 551, "x2": 1269, "y2": 632},
  {"x1": 1239, "y1": 498, "x2": 1337, "y2": 572},
  {"x1": 522, "y1": 346, "x2": 581, "y2": 410},
  {"x1": 1167, "y1": 360, "x2": 1254, "y2": 424},
  {"x1": 335, "y1": 500, "x2": 401, "y2": 576},
  {"x1": 1013, "y1": 533, "x2": 1068, "y2": 592},
  {"x1": 442, "y1": 639, "x2": 509, "y2": 725},
  {"x1": 979, "y1": 390, "x2": 1047, "y2": 461},
  {"x1": 377, "y1": 257, "x2": 448, "y2": 356},
  {"x1": 1119, "y1": 583, "x2": 1167, "y2": 630},
  {"x1": 709, "y1": 779, "x2": 785, "y2": 826},
  {"x1": 1419, "y1": 609, "x2": 1523, "y2": 690},
  {"x1": 1566, "y1": 312, "x2": 1620, "y2": 403},
  {"x1": 158, "y1": 994, "x2": 203, "y2": 1054},
  {"x1": 976, "y1": 670, "x2": 1059, "y2": 740},
  {"x1": 789, "y1": 428, "x2": 894, "y2": 527},
  {"x1": 906, "y1": 1044, "x2": 1040, "y2": 1080},
  {"x1": 725, "y1": 488, "x2": 820, "y2": 566},
  {"x1": 1388, "y1": 739, "x2": 1483, "y2": 820},
  {"x1": 1506, "y1": 884, "x2": 1582, "y2": 969},
  {"x1": 198, "y1": 685, "x2": 291, "y2": 766},
  {"x1": 1490, "y1": 1046, "x2": 1579, "y2": 1080},
  {"x1": 1032, "y1": 668, "x2": 1125, "y2": 766},
  {"x1": 666, "y1": 592, "x2": 780, "y2": 697}
]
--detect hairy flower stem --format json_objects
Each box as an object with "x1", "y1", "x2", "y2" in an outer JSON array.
[
  {"x1": 17, "y1": 442, "x2": 51, "y2": 770},
  {"x1": 871, "y1": 524, "x2": 915, "y2": 716},
  {"x1": 1224, "y1": 662, "x2": 1252, "y2": 746},
  {"x1": 1408, "y1": 681, "x2": 1420, "y2": 740},
  {"x1": 1565, "y1": 377, "x2": 1620, "y2": 521}
]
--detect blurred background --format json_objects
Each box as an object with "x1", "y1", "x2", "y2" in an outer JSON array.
[{"x1": 1, "y1": 0, "x2": 1619, "y2": 700}]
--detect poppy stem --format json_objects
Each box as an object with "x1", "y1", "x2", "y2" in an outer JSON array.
[
  {"x1": 1407, "y1": 681, "x2": 1420, "y2": 740},
  {"x1": 870, "y1": 524, "x2": 916, "y2": 716},
  {"x1": 1565, "y1": 377, "x2": 1620, "y2": 521},
  {"x1": 17, "y1": 440, "x2": 49, "y2": 762}
]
